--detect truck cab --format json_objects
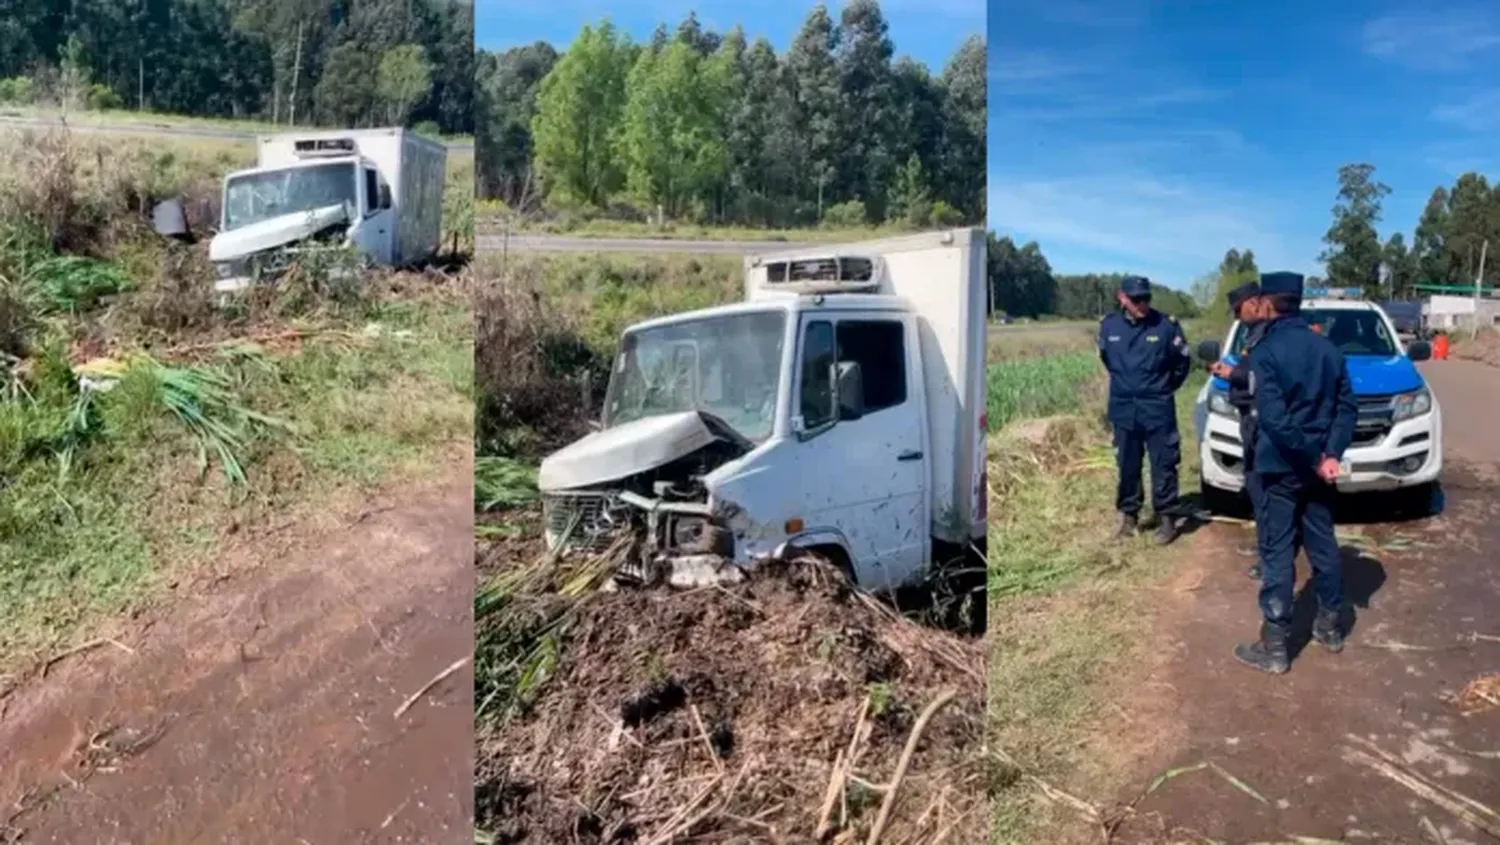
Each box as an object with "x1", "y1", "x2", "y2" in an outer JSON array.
[
  {"x1": 1194, "y1": 292, "x2": 1441, "y2": 511},
  {"x1": 536, "y1": 230, "x2": 988, "y2": 594}
]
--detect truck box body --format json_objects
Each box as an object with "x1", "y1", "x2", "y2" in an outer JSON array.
[{"x1": 743, "y1": 228, "x2": 989, "y2": 549}]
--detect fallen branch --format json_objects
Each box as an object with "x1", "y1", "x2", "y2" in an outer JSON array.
[
  {"x1": 42, "y1": 638, "x2": 135, "y2": 678},
  {"x1": 866, "y1": 688, "x2": 958, "y2": 845},
  {"x1": 1341, "y1": 736, "x2": 1500, "y2": 838},
  {"x1": 393, "y1": 655, "x2": 470, "y2": 719}
]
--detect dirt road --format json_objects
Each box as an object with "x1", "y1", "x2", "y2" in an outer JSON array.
[
  {"x1": 1108, "y1": 360, "x2": 1500, "y2": 842},
  {"x1": 0, "y1": 463, "x2": 474, "y2": 844}
]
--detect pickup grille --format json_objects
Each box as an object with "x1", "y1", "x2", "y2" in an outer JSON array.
[{"x1": 1352, "y1": 394, "x2": 1396, "y2": 448}]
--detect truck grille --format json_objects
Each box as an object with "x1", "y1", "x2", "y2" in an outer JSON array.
[
  {"x1": 1352, "y1": 394, "x2": 1396, "y2": 448},
  {"x1": 542, "y1": 492, "x2": 623, "y2": 552}
]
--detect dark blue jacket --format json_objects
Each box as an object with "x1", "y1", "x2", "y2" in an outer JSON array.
[
  {"x1": 1098, "y1": 309, "x2": 1192, "y2": 428},
  {"x1": 1249, "y1": 315, "x2": 1358, "y2": 476},
  {"x1": 1228, "y1": 321, "x2": 1268, "y2": 467}
]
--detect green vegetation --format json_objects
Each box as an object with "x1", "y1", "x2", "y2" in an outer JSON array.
[
  {"x1": 475, "y1": 3, "x2": 985, "y2": 231},
  {"x1": 0, "y1": 0, "x2": 472, "y2": 134},
  {"x1": 0, "y1": 129, "x2": 470, "y2": 669},
  {"x1": 985, "y1": 331, "x2": 1212, "y2": 842}
]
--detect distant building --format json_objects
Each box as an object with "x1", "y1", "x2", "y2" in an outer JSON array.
[{"x1": 1423, "y1": 294, "x2": 1500, "y2": 331}]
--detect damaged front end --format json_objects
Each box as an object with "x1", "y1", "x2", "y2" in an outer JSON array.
[{"x1": 538, "y1": 411, "x2": 752, "y2": 588}]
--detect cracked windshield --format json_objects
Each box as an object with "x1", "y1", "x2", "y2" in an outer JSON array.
[
  {"x1": 604, "y1": 310, "x2": 786, "y2": 441},
  {"x1": 223, "y1": 161, "x2": 357, "y2": 232}
]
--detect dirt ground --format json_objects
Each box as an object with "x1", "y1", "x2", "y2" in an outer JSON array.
[
  {"x1": 1104, "y1": 360, "x2": 1500, "y2": 843},
  {"x1": 0, "y1": 459, "x2": 474, "y2": 844}
]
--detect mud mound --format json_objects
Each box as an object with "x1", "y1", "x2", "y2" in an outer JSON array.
[
  {"x1": 476, "y1": 555, "x2": 986, "y2": 844},
  {"x1": 1455, "y1": 330, "x2": 1500, "y2": 367}
]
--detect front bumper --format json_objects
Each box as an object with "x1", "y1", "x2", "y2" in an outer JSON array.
[{"x1": 1198, "y1": 406, "x2": 1442, "y2": 494}]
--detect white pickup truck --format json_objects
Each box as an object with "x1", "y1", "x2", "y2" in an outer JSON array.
[
  {"x1": 536, "y1": 229, "x2": 989, "y2": 600},
  {"x1": 1194, "y1": 296, "x2": 1441, "y2": 512},
  {"x1": 208, "y1": 128, "x2": 446, "y2": 292}
]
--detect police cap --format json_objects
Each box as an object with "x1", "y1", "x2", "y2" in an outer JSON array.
[
  {"x1": 1259, "y1": 271, "x2": 1304, "y2": 297},
  {"x1": 1120, "y1": 275, "x2": 1151, "y2": 298},
  {"x1": 1226, "y1": 281, "x2": 1261, "y2": 312}
]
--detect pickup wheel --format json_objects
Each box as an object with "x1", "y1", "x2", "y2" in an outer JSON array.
[
  {"x1": 1396, "y1": 482, "x2": 1438, "y2": 519},
  {"x1": 1199, "y1": 473, "x2": 1240, "y2": 517}
]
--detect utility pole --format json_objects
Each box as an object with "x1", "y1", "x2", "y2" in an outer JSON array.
[{"x1": 1473, "y1": 239, "x2": 1488, "y2": 340}]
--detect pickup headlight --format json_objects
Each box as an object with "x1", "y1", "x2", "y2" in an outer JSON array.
[
  {"x1": 1207, "y1": 388, "x2": 1239, "y2": 419},
  {"x1": 1392, "y1": 388, "x2": 1432, "y2": 421}
]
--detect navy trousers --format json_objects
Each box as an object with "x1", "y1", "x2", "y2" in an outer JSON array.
[
  {"x1": 1256, "y1": 471, "x2": 1342, "y2": 625},
  {"x1": 1113, "y1": 422, "x2": 1181, "y2": 517}
]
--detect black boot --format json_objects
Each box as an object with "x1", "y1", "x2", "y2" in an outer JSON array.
[
  {"x1": 1113, "y1": 513, "x2": 1138, "y2": 539},
  {"x1": 1234, "y1": 621, "x2": 1290, "y2": 674},
  {"x1": 1312, "y1": 607, "x2": 1345, "y2": 653},
  {"x1": 1153, "y1": 515, "x2": 1179, "y2": 546}
]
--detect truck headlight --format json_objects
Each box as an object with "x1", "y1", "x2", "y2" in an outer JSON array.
[
  {"x1": 1393, "y1": 388, "x2": 1432, "y2": 421},
  {"x1": 1207, "y1": 388, "x2": 1239, "y2": 419}
]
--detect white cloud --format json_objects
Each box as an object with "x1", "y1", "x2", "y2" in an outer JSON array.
[
  {"x1": 1362, "y1": 9, "x2": 1500, "y2": 70},
  {"x1": 1431, "y1": 89, "x2": 1500, "y2": 132},
  {"x1": 987, "y1": 174, "x2": 1309, "y2": 283}
]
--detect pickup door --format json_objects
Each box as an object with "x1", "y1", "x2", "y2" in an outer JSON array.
[{"x1": 791, "y1": 311, "x2": 930, "y2": 588}]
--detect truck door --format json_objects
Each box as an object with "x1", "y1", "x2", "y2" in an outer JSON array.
[
  {"x1": 353, "y1": 166, "x2": 394, "y2": 265},
  {"x1": 792, "y1": 312, "x2": 929, "y2": 589}
]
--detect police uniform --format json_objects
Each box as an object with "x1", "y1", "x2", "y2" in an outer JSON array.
[
  {"x1": 1097, "y1": 276, "x2": 1192, "y2": 543},
  {"x1": 1224, "y1": 282, "x2": 1267, "y2": 579},
  {"x1": 1234, "y1": 272, "x2": 1359, "y2": 675}
]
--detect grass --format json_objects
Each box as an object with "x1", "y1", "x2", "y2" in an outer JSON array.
[
  {"x1": 476, "y1": 201, "x2": 938, "y2": 243},
  {"x1": 0, "y1": 127, "x2": 472, "y2": 670},
  {"x1": 2, "y1": 104, "x2": 476, "y2": 144},
  {"x1": 985, "y1": 330, "x2": 1214, "y2": 843}
]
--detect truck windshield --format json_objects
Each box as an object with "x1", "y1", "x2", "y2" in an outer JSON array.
[
  {"x1": 603, "y1": 310, "x2": 787, "y2": 441},
  {"x1": 223, "y1": 161, "x2": 357, "y2": 232},
  {"x1": 1231, "y1": 308, "x2": 1399, "y2": 357}
]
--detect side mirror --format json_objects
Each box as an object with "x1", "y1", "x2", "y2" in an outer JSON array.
[
  {"x1": 151, "y1": 198, "x2": 194, "y2": 242},
  {"x1": 379, "y1": 184, "x2": 393, "y2": 210},
  {"x1": 836, "y1": 360, "x2": 864, "y2": 421},
  {"x1": 1407, "y1": 341, "x2": 1432, "y2": 362},
  {"x1": 1196, "y1": 339, "x2": 1222, "y2": 364}
]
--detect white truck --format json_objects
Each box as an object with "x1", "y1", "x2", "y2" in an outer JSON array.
[
  {"x1": 536, "y1": 229, "x2": 989, "y2": 599},
  {"x1": 1195, "y1": 294, "x2": 1442, "y2": 513},
  {"x1": 208, "y1": 127, "x2": 446, "y2": 292}
]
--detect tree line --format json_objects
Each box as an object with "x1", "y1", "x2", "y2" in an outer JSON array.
[
  {"x1": 0, "y1": 0, "x2": 473, "y2": 135},
  {"x1": 986, "y1": 233, "x2": 1200, "y2": 321},
  {"x1": 990, "y1": 160, "x2": 1500, "y2": 322},
  {"x1": 476, "y1": 2, "x2": 986, "y2": 229}
]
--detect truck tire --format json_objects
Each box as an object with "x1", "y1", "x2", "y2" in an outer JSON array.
[{"x1": 1396, "y1": 482, "x2": 1438, "y2": 519}]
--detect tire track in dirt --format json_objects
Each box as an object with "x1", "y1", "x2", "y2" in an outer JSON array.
[
  {"x1": 1105, "y1": 361, "x2": 1500, "y2": 843},
  {"x1": 0, "y1": 461, "x2": 474, "y2": 844}
]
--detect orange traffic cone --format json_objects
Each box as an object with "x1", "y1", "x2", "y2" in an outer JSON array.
[{"x1": 1434, "y1": 334, "x2": 1450, "y2": 360}]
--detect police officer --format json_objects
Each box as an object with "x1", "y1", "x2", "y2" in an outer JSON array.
[
  {"x1": 1211, "y1": 282, "x2": 1270, "y2": 579},
  {"x1": 1234, "y1": 272, "x2": 1359, "y2": 675},
  {"x1": 1097, "y1": 275, "x2": 1193, "y2": 545}
]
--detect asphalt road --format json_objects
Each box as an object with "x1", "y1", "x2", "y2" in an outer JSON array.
[
  {"x1": 0, "y1": 112, "x2": 474, "y2": 151},
  {"x1": 475, "y1": 232, "x2": 820, "y2": 255}
]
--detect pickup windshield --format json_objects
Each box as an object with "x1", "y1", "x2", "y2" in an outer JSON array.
[
  {"x1": 603, "y1": 310, "x2": 786, "y2": 442},
  {"x1": 1231, "y1": 308, "x2": 1399, "y2": 358},
  {"x1": 223, "y1": 161, "x2": 357, "y2": 232}
]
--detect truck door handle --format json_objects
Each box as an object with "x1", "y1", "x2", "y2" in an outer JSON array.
[{"x1": 897, "y1": 450, "x2": 923, "y2": 461}]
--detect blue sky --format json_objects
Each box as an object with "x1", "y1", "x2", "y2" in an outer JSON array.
[
  {"x1": 475, "y1": 0, "x2": 984, "y2": 73},
  {"x1": 988, "y1": 0, "x2": 1500, "y2": 289}
]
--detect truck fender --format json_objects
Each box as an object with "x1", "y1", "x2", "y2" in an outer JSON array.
[{"x1": 773, "y1": 528, "x2": 856, "y2": 582}]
